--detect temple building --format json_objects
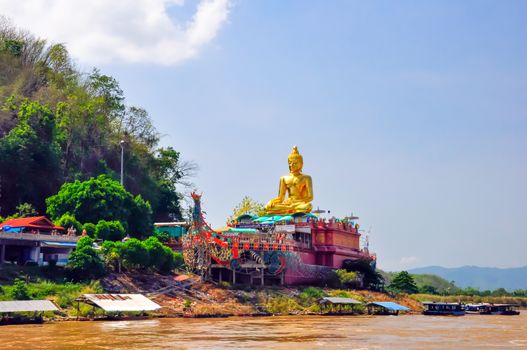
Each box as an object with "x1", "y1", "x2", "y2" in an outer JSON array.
[
  {"x1": 184, "y1": 146, "x2": 376, "y2": 286},
  {"x1": 0, "y1": 216, "x2": 79, "y2": 266}
]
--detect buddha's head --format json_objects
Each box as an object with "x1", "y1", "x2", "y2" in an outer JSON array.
[{"x1": 288, "y1": 146, "x2": 303, "y2": 174}]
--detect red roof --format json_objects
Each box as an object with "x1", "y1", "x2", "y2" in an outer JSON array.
[{"x1": 0, "y1": 216, "x2": 64, "y2": 230}]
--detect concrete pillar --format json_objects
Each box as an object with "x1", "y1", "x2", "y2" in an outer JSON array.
[
  {"x1": 233, "y1": 269, "x2": 236, "y2": 285},
  {"x1": 30, "y1": 246, "x2": 41, "y2": 264},
  {"x1": 0, "y1": 244, "x2": 5, "y2": 264},
  {"x1": 261, "y1": 268, "x2": 264, "y2": 286}
]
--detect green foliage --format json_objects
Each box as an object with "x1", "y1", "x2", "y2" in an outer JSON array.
[
  {"x1": 146, "y1": 237, "x2": 180, "y2": 273},
  {"x1": 15, "y1": 202, "x2": 38, "y2": 217},
  {"x1": 153, "y1": 230, "x2": 170, "y2": 243},
  {"x1": 128, "y1": 195, "x2": 153, "y2": 238},
  {"x1": 65, "y1": 237, "x2": 106, "y2": 281},
  {"x1": 46, "y1": 175, "x2": 154, "y2": 238},
  {"x1": 342, "y1": 259, "x2": 384, "y2": 290},
  {"x1": 381, "y1": 271, "x2": 460, "y2": 295},
  {"x1": 95, "y1": 220, "x2": 125, "y2": 241},
  {"x1": 336, "y1": 269, "x2": 360, "y2": 288},
  {"x1": 55, "y1": 213, "x2": 81, "y2": 233},
  {"x1": 0, "y1": 20, "x2": 191, "y2": 223},
  {"x1": 265, "y1": 296, "x2": 303, "y2": 315},
  {"x1": 82, "y1": 222, "x2": 96, "y2": 238},
  {"x1": 298, "y1": 287, "x2": 327, "y2": 306},
  {"x1": 9, "y1": 278, "x2": 30, "y2": 300},
  {"x1": 101, "y1": 240, "x2": 124, "y2": 272},
  {"x1": 388, "y1": 271, "x2": 419, "y2": 294},
  {"x1": 121, "y1": 238, "x2": 149, "y2": 270},
  {"x1": 0, "y1": 99, "x2": 62, "y2": 215},
  {"x1": 0, "y1": 279, "x2": 104, "y2": 315},
  {"x1": 230, "y1": 196, "x2": 266, "y2": 221},
  {"x1": 99, "y1": 236, "x2": 181, "y2": 273}
]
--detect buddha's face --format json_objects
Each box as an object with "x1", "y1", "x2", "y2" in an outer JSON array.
[{"x1": 288, "y1": 157, "x2": 303, "y2": 173}]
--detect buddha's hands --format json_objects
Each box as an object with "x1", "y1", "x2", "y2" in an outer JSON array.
[{"x1": 267, "y1": 197, "x2": 282, "y2": 207}]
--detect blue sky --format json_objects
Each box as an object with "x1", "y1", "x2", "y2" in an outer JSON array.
[{"x1": 2, "y1": 0, "x2": 526, "y2": 270}]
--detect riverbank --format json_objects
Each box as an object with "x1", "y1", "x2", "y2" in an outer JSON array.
[{"x1": 2, "y1": 266, "x2": 526, "y2": 322}]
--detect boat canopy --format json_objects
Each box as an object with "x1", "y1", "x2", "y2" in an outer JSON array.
[
  {"x1": 367, "y1": 302, "x2": 410, "y2": 311},
  {"x1": 319, "y1": 297, "x2": 362, "y2": 305},
  {"x1": 76, "y1": 294, "x2": 161, "y2": 312},
  {"x1": 0, "y1": 300, "x2": 59, "y2": 313}
]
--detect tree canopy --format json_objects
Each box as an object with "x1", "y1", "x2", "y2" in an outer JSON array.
[
  {"x1": 230, "y1": 196, "x2": 266, "y2": 221},
  {"x1": 46, "y1": 175, "x2": 152, "y2": 237},
  {"x1": 0, "y1": 18, "x2": 193, "y2": 222},
  {"x1": 388, "y1": 271, "x2": 419, "y2": 294}
]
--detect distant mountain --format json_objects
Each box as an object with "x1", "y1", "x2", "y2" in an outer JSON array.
[{"x1": 408, "y1": 265, "x2": 527, "y2": 291}]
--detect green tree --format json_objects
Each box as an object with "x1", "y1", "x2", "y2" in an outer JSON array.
[
  {"x1": 95, "y1": 220, "x2": 125, "y2": 241},
  {"x1": 15, "y1": 202, "x2": 38, "y2": 217},
  {"x1": 101, "y1": 240, "x2": 124, "y2": 273},
  {"x1": 55, "y1": 213, "x2": 82, "y2": 234},
  {"x1": 230, "y1": 196, "x2": 266, "y2": 221},
  {"x1": 9, "y1": 278, "x2": 30, "y2": 300},
  {"x1": 335, "y1": 269, "x2": 360, "y2": 288},
  {"x1": 0, "y1": 99, "x2": 62, "y2": 216},
  {"x1": 121, "y1": 238, "x2": 149, "y2": 270},
  {"x1": 1, "y1": 20, "x2": 192, "y2": 222},
  {"x1": 342, "y1": 259, "x2": 384, "y2": 291},
  {"x1": 65, "y1": 236, "x2": 106, "y2": 281},
  {"x1": 46, "y1": 175, "x2": 153, "y2": 238},
  {"x1": 388, "y1": 271, "x2": 418, "y2": 294},
  {"x1": 127, "y1": 195, "x2": 153, "y2": 238},
  {"x1": 82, "y1": 222, "x2": 96, "y2": 237},
  {"x1": 418, "y1": 285, "x2": 439, "y2": 295}
]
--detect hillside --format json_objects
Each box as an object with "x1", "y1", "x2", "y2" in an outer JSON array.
[
  {"x1": 380, "y1": 270, "x2": 459, "y2": 294},
  {"x1": 408, "y1": 265, "x2": 527, "y2": 291},
  {"x1": 0, "y1": 19, "x2": 192, "y2": 222}
]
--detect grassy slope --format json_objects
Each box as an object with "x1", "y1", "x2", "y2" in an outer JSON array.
[{"x1": 380, "y1": 270, "x2": 459, "y2": 294}]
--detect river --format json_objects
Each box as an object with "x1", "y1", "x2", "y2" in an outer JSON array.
[{"x1": 1, "y1": 314, "x2": 526, "y2": 349}]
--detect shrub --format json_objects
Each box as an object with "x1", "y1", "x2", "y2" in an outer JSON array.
[
  {"x1": 55, "y1": 213, "x2": 82, "y2": 234},
  {"x1": 82, "y1": 223, "x2": 96, "y2": 238},
  {"x1": 9, "y1": 278, "x2": 30, "y2": 300},
  {"x1": 154, "y1": 231, "x2": 170, "y2": 243},
  {"x1": 66, "y1": 237, "x2": 106, "y2": 281},
  {"x1": 95, "y1": 220, "x2": 125, "y2": 241},
  {"x1": 101, "y1": 240, "x2": 124, "y2": 272},
  {"x1": 121, "y1": 238, "x2": 149, "y2": 270},
  {"x1": 336, "y1": 269, "x2": 360, "y2": 288}
]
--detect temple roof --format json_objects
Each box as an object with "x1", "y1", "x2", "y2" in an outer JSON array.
[{"x1": 0, "y1": 216, "x2": 64, "y2": 230}]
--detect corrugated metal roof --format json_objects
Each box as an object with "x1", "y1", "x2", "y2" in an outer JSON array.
[
  {"x1": 42, "y1": 241, "x2": 77, "y2": 247},
  {"x1": 78, "y1": 294, "x2": 161, "y2": 312},
  {"x1": 367, "y1": 302, "x2": 411, "y2": 311},
  {"x1": 319, "y1": 297, "x2": 362, "y2": 305},
  {"x1": 0, "y1": 300, "x2": 59, "y2": 313}
]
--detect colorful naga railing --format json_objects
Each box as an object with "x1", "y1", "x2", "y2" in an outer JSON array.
[{"x1": 183, "y1": 193, "x2": 290, "y2": 278}]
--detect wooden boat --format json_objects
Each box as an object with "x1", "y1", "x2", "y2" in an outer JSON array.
[
  {"x1": 465, "y1": 304, "x2": 487, "y2": 314},
  {"x1": 479, "y1": 304, "x2": 520, "y2": 315},
  {"x1": 422, "y1": 302, "x2": 465, "y2": 316}
]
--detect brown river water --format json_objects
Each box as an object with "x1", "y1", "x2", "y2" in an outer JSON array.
[{"x1": 1, "y1": 314, "x2": 526, "y2": 349}]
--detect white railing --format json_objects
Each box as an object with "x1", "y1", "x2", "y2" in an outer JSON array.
[{"x1": 0, "y1": 231, "x2": 80, "y2": 242}]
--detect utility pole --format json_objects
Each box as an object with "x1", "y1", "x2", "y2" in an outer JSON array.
[{"x1": 120, "y1": 140, "x2": 125, "y2": 187}]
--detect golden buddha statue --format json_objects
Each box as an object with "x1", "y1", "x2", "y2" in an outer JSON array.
[{"x1": 264, "y1": 146, "x2": 313, "y2": 214}]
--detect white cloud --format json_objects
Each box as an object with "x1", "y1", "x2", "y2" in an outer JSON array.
[
  {"x1": 399, "y1": 256, "x2": 418, "y2": 266},
  {"x1": 0, "y1": 0, "x2": 230, "y2": 65}
]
